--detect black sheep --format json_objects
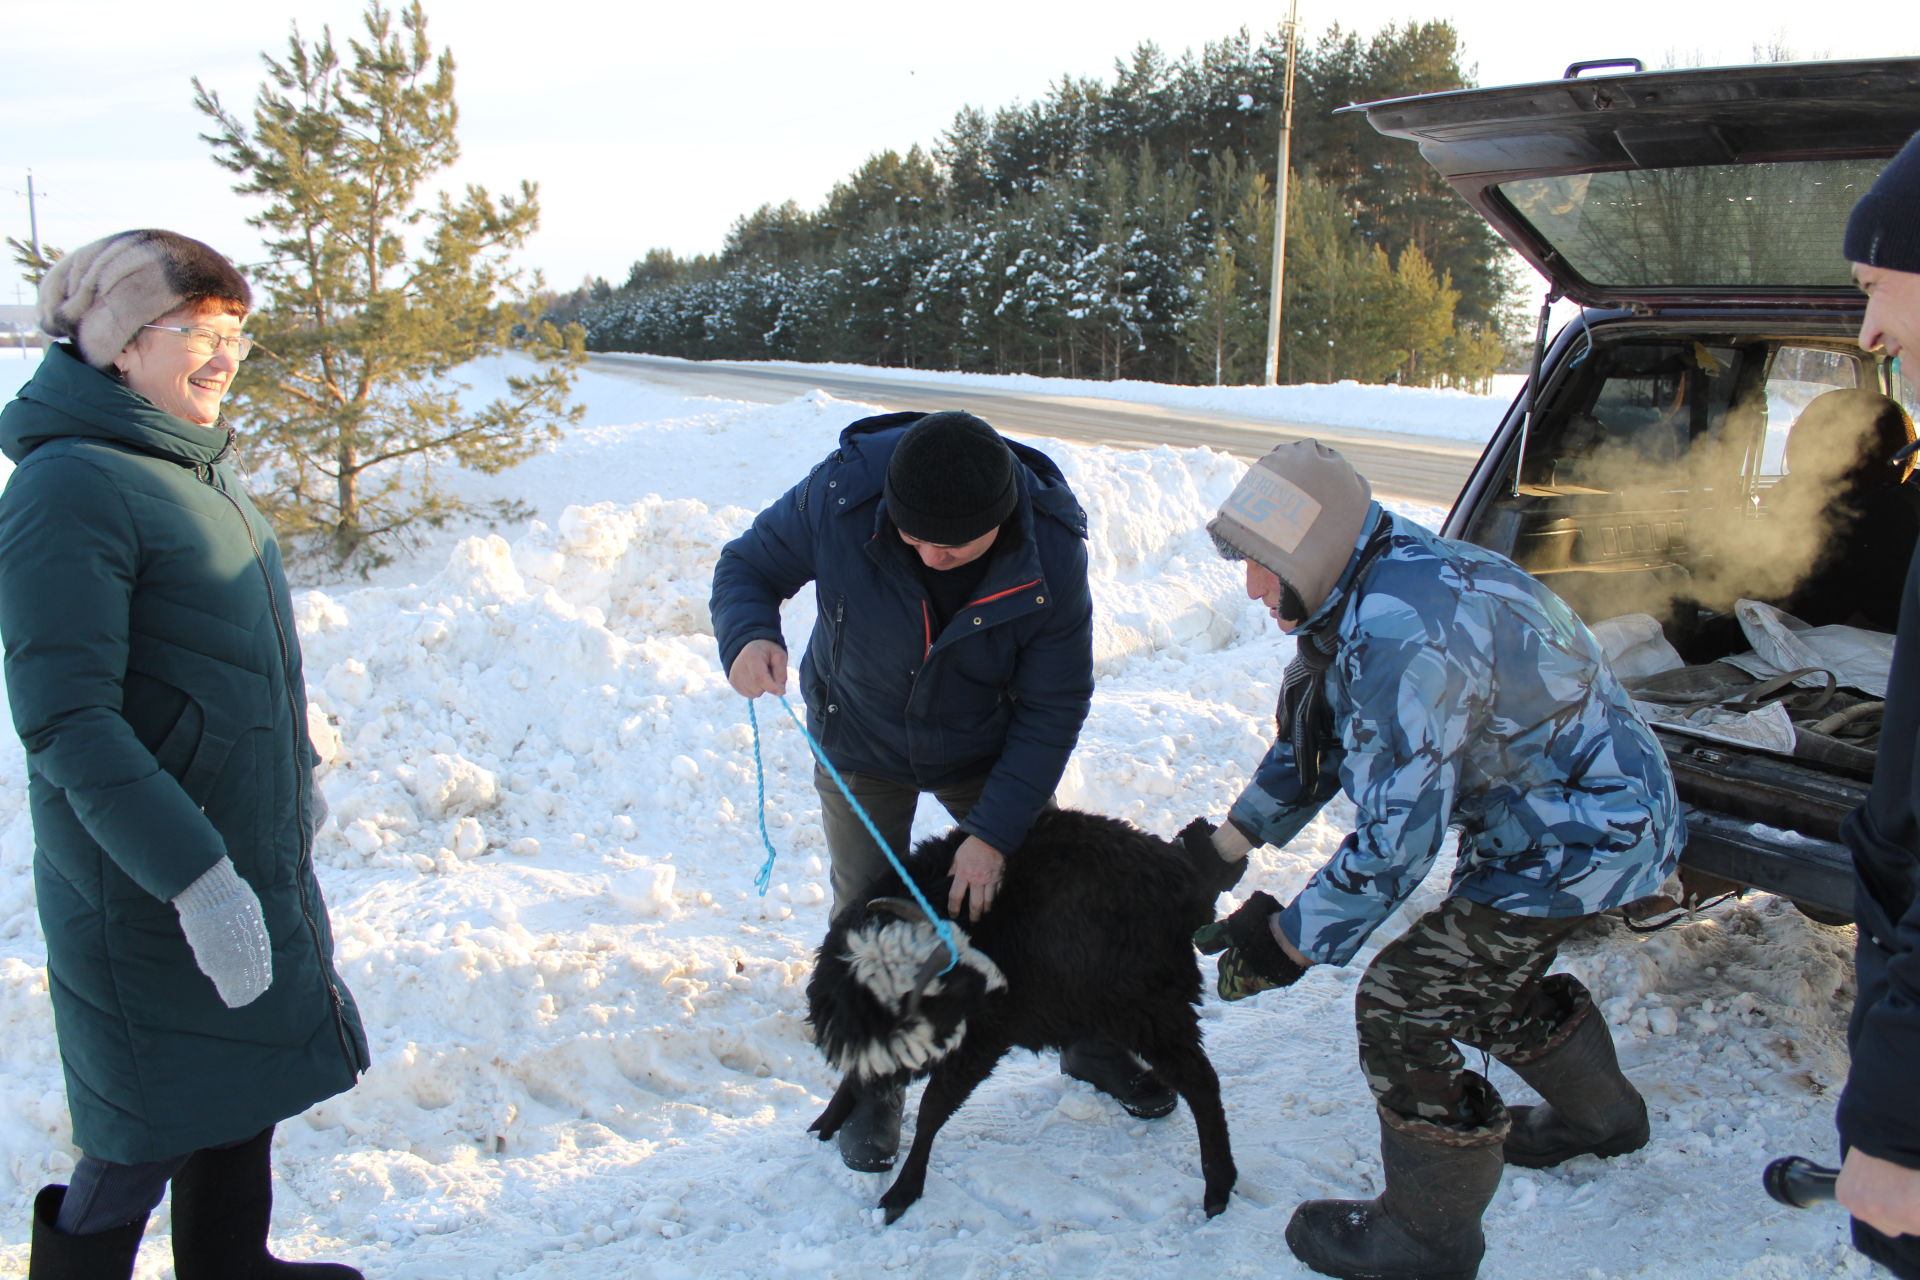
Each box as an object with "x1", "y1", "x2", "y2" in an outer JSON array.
[{"x1": 805, "y1": 807, "x2": 1237, "y2": 1223}]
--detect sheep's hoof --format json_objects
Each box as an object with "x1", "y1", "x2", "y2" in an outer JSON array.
[
  {"x1": 807, "y1": 1112, "x2": 839, "y2": 1140},
  {"x1": 1203, "y1": 1175, "x2": 1235, "y2": 1217},
  {"x1": 879, "y1": 1182, "x2": 922, "y2": 1224}
]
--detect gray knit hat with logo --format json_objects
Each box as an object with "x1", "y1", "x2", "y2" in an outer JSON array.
[
  {"x1": 1846, "y1": 130, "x2": 1920, "y2": 273},
  {"x1": 38, "y1": 229, "x2": 251, "y2": 369},
  {"x1": 1207, "y1": 440, "x2": 1373, "y2": 620}
]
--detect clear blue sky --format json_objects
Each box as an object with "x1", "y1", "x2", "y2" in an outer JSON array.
[{"x1": 3, "y1": 0, "x2": 1911, "y2": 301}]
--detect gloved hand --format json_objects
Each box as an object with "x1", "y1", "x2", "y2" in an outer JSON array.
[
  {"x1": 1193, "y1": 891, "x2": 1306, "y2": 1001},
  {"x1": 1177, "y1": 818, "x2": 1248, "y2": 894},
  {"x1": 172, "y1": 858, "x2": 273, "y2": 1009},
  {"x1": 309, "y1": 774, "x2": 331, "y2": 832}
]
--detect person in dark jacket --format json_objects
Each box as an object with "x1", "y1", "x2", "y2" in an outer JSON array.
[
  {"x1": 0, "y1": 230, "x2": 368, "y2": 1279},
  {"x1": 1837, "y1": 130, "x2": 1920, "y2": 1280},
  {"x1": 710, "y1": 409, "x2": 1172, "y2": 1170}
]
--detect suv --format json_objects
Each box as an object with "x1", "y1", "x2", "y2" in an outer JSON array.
[{"x1": 1354, "y1": 57, "x2": 1920, "y2": 921}]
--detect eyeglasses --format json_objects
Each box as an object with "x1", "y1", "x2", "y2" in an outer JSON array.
[{"x1": 141, "y1": 325, "x2": 253, "y2": 361}]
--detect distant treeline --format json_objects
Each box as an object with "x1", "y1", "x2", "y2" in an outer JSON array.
[{"x1": 547, "y1": 22, "x2": 1520, "y2": 389}]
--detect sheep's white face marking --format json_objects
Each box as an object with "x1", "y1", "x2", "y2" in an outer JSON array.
[{"x1": 835, "y1": 918, "x2": 1007, "y2": 1079}]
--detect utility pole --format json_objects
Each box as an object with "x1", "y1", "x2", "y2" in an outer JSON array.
[
  {"x1": 25, "y1": 170, "x2": 41, "y2": 262},
  {"x1": 1263, "y1": 0, "x2": 1300, "y2": 387}
]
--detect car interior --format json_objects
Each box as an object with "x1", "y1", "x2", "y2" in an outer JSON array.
[{"x1": 1457, "y1": 325, "x2": 1917, "y2": 789}]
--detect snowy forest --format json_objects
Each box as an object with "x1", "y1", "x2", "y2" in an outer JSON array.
[{"x1": 545, "y1": 22, "x2": 1521, "y2": 389}]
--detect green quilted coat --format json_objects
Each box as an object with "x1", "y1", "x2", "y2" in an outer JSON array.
[{"x1": 0, "y1": 344, "x2": 367, "y2": 1164}]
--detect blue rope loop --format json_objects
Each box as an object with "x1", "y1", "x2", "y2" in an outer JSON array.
[{"x1": 746, "y1": 693, "x2": 959, "y2": 973}]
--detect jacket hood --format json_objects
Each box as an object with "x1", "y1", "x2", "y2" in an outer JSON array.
[
  {"x1": 0, "y1": 342, "x2": 232, "y2": 467},
  {"x1": 837, "y1": 411, "x2": 1088, "y2": 537},
  {"x1": 1293, "y1": 500, "x2": 1388, "y2": 635}
]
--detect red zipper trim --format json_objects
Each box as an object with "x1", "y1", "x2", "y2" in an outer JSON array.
[
  {"x1": 967, "y1": 578, "x2": 1042, "y2": 608},
  {"x1": 921, "y1": 599, "x2": 932, "y2": 661}
]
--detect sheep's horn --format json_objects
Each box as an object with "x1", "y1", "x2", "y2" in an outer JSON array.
[
  {"x1": 904, "y1": 949, "x2": 949, "y2": 1019},
  {"x1": 867, "y1": 897, "x2": 932, "y2": 924}
]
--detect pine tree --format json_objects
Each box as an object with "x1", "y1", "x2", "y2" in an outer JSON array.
[
  {"x1": 194, "y1": 0, "x2": 583, "y2": 568},
  {"x1": 7, "y1": 237, "x2": 61, "y2": 286},
  {"x1": 1184, "y1": 235, "x2": 1243, "y2": 385}
]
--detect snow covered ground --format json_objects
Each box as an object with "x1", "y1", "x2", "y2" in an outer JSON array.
[{"x1": 0, "y1": 353, "x2": 1870, "y2": 1278}]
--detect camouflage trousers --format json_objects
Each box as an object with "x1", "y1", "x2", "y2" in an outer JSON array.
[{"x1": 1356, "y1": 894, "x2": 1589, "y2": 1138}]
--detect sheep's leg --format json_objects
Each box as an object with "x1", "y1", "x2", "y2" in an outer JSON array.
[
  {"x1": 809, "y1": 1073, "x2": 863, "y2": 1141},
  {"x1": 1138, "y1": 1036, "x2": 1237, "y2": 1217},
  {"x1": 878, "y1": 1036, "x2": 1008, "y2": 1224}
]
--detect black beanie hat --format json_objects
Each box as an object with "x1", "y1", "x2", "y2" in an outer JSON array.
[
  {"x1": 884, "y1": 412, "x2": 1020, "y2": 545},
  {"x1": 1846, "y1": 129, "x2": 1920, "y2": 272}
]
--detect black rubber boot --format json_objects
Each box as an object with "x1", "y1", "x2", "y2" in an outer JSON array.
[
  {"x1": 837, "y1": 1081, "x2": 906, "y2": 1173},
  {"x1": 1060, "y1": 1039, "x2": 1178, "y2": 1120},
  {"x1": 1286, "y1": 1083, "x2": 1507, "y2": 1280},
  {"x1": 169, "y1": 1128, "x2": 362, "y2": 1279},
  {"x1": 29, "y1": 1186, "x2": 145, "y2": 1280},
  {"x1": 1502, "y1": 975, "x2": 1649, "y2": 1169}
]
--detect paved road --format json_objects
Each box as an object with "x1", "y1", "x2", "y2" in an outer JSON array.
[{"x1": 588, "y1": 353, "x2": 1485, "y2": 509}]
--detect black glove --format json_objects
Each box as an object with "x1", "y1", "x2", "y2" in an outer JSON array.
[
  {"x1": 1178, "y1": 817, "x2": 1247, "y2": 895},
  {"x1": 1193, "y1": 891, "x2": 1306, "y2": 1001}
]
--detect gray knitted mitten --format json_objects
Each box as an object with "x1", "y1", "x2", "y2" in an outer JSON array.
[{"x1": 172, "y1": 858, "x2": 273, "y2": 1008}]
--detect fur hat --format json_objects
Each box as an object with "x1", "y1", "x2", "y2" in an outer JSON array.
[
  {"x1": 38, "y1": 229, "x2": 251, "y2": 369},
  {"x1": 884, "y1": 412, "x2": 1019, "y2": 545},
  {"x1": 1846, "y1": 130, "x2": 1920, "y2": 274},
  {"x1": 1207, "y1": 440, "x2": 1373, "y2": 621}
]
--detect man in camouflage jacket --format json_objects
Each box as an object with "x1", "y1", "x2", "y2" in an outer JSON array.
[{"x1": 1183, "y1": 440, "x2": 1681, "y2": 1280}]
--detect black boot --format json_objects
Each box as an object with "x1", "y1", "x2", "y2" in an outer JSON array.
[
  {"x1": 1502, "y1": 975, "x2": 1649, "y2": 1169},
  {"x1": 837, "y1": 1081, "x2": 906, "y2": 1173},
  {"x1": 29, "y1": 1186, "x2": 145, "y2": 1280},
  {"x1": 1060, "y1": 1039, "x2": 1178, "y2": 1119},
  {"x1": 169, "y1": 1128, "x2": 361, "y2": 1279},
  {"x1": 1286, "y1": 1085, "x2": 1507, "y2": 1280}
]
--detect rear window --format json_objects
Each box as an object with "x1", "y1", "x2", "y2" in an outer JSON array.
[{"x1": 1497, "y1": 159, "x2": 1887, "y2": 291}]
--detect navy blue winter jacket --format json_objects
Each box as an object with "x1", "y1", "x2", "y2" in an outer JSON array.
[{"x1": 710, "y1": 413, "x2": 1093, "y2": 856}]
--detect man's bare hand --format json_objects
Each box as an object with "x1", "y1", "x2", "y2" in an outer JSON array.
[
  {"x1": 948, "y1": 835, "x2": 1005, "y2": 921},
  {"x1": 1840, "y1": 1148, "x2": 1920, "y2": 1237},
  {"x1": 728, "y1": 639, "x2": 789, "y2": 698}
]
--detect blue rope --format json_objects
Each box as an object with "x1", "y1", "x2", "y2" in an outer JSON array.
[{"x1": 747, "y1": 693, "x2": 959, "y2": 972}]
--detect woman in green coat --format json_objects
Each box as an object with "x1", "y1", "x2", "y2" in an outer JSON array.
[{"x1": 0, "y1": 230, "x2": 368, "y2": 1279}]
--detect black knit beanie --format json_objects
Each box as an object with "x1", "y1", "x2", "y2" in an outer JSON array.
[
  {"x1": 884, "y1": 412, "x2": 1019, "y2": 545},
  {"x1": 1846, "y1": 129, "x2": 1920, "y2": 272}
]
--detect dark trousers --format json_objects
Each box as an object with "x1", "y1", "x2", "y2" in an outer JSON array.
[
  {"x1": 1848, "y1": 915, "x2": 1920, "y2": 1280},
  {"x1": 1355, "y1": 896, "x2": 1586, "y2": 1132},
  {"x1": 57, "y1": 1129, "x2": 260, "y2": 1235},
  {"x1": 815, "y1": 763, "x2": 992, "y2": 917}
]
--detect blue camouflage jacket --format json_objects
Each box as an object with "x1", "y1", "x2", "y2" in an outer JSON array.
[
  {"x1": 1229, "y1": 505, "x2": 1682, "y2": 965},
  {"x1": 710, "y1": 413, "x2": 1094, "y2": 856}
]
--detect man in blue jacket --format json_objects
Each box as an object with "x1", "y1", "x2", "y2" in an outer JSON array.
[
  {"x1": 1836, "y1": 128, "x2": 1920, "y2": 1280},
  {"x1": 1183, "y1": 440, "x2": 1680, "y2": 1280},
  {"x1": 711, "y1": 409, "x2": 1172, "y2": 1170}
]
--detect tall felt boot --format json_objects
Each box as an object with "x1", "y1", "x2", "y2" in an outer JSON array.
[
  {"x1": 1502, "y1": 974, "x2": 1649, "y2": 1169},
  {"x1": 29, "y1": 1186, "x2": 145, "y2": 1280},
  {"x1": 169, "y1": 1128, "x2": 361, "y2": 1280},
  {"x1": 837, "y1": 1080, "x2": 906, "y2": 1173},
  {"x1": 1286, "y1": 1089, "x2": 1507, "y2": 1280},
  {"x1": 1060, "y1": 1039, "x2": 1178, "y2": 1120}
]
